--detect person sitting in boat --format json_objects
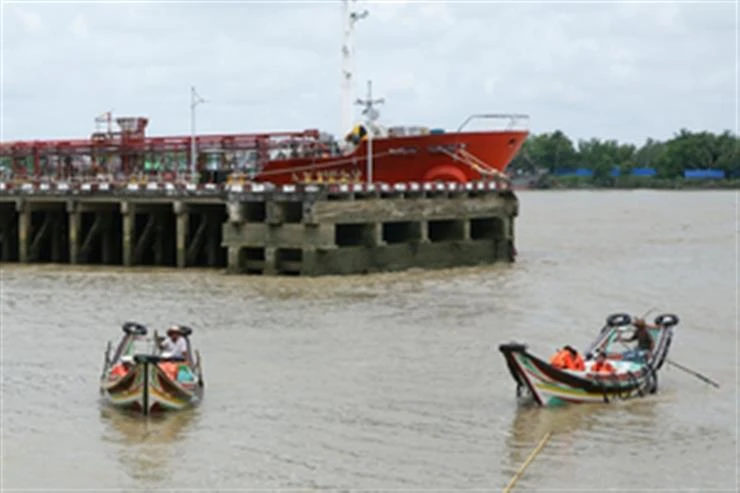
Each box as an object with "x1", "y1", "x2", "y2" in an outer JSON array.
[
  {"x1": 549, "y1": 345, "x2": 585, "y2": 371},
  {"x1": 566, "y1": 346, "x2": 585, "y2": 370},
  {"x1": 617, "y1": 318, "x2": 656, "y2": 352},
  {"x1": 591, "y1": 350, "x2": 616, "y2": 373},
  {"x1": 157, "y1": 326, "x2": 189, "y2": 361}
]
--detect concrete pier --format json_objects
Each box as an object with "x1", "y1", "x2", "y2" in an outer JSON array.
[{"x1": 0, "y1": 180, "x2": 517, "y2": 276}]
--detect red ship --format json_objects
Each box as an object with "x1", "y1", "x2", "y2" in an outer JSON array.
[{"x1": 257, "y1": 114, "x2": 529, "y2": 185}]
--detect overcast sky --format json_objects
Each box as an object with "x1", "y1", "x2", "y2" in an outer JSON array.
[{"x1": 1, "y1": 0, "x2": 736, "y2": 146}]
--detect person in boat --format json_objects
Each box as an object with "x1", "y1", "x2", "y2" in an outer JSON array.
[
  {"x1": 157, "y1": 326, "x2": 189, "y2": 361},
  {"x1": 564, "y1": 345, "x2": 585, "y2": 370},
  {"x1": 617, "y1": 318, "x2": 656, "y2": 352},
  {"x1": 549, "y1": 345, "x2": 585, "y2": 371},
  {"x1": 591, "y1": 350, "x2": 616, "y2": 373}
]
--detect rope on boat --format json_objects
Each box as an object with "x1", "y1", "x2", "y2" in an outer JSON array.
[{"x1": 503, "y1": 430, "x2": 553, "y2": 493}]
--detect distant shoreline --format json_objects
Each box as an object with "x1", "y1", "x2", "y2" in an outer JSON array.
[{"x1": 514, "y1": 176, "x2": 740, "y2": 191}]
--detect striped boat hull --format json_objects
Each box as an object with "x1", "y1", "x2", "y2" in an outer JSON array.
[{"x1": 100, "y1": 361, "x2": 203, "y2": 415}]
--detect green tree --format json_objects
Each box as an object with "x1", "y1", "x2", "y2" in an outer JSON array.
[{"x1": 506, "y1": 128, "x2": 738, "y2": 179}]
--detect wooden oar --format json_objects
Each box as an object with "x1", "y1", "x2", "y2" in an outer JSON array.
[
  {"x1": 503, "y1": 431, "x2": 552, "y2": 493},
  {"x1": 666, "y1": 359, "x2": 720, "y2": 388}
]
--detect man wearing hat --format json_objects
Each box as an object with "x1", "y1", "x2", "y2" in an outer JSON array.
[{"x1": 157, "y1": 325, "x2": 188, "y2": 360}]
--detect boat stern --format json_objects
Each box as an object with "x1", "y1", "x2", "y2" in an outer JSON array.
[{"x1": 498, "y1": 342, "x2": 537, "y2": 402}]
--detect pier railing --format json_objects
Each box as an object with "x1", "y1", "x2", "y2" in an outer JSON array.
[{"x1": 0, "y1": 178, "x2": 511, "y2": 197}]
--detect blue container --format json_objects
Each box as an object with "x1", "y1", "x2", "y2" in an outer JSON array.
[
  {"x1": 684, "y1": 169, "x2": 725, "y2": 179},
  {"x1": 631, "y1": 167, "x2": 657, "y2": 177},
  {"x1": 573, "y1": 168, "x2": 593, "y2": 177},
  {"x1": 553, "y1": 167, "x2": 592, "y2": 177}
]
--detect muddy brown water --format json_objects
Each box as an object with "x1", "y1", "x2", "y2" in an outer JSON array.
[{"x1": 1, "y1": 190, "x2": 737, "y2": 491}]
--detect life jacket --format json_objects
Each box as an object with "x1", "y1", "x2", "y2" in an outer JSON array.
[
  {"x1": 570, "y1": 353, "x2": 585, "y2": 371},
  {"x1": 549, "y1": 350, "x2": 573, "y2": 369},
  {"x1": 592, "y1": 360, "x2": 615, "y2": 373}
]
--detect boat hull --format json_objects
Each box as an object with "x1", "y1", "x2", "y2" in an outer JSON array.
[
  {"x1": 500, "y1": 344, "x2": 657, "y2": 407},
  {"x1": 255, "y1": 130, "x2": 528, "y2": 185},
  {"x1": 100, "y1": 360, "x2": 203, "y2": 415}
]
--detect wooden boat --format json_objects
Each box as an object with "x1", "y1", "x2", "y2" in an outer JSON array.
[
  {"x1": 99, "y1": 322, "x2": 205, "y2": 415},
  {"x1": 499, "y1": 313, "x2": 679, "y2": 406}
]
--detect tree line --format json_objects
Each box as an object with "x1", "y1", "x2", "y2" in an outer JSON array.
[{"x1": 508, "y1": 129, "x2": 739, "y2": 182}]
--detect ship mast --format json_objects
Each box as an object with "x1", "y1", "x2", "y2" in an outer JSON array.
[
  {"x1": 355, "y1": 80, "x2": 384, "y2": 184},
  {"x1": 340, "y1": 0, "x2": 368, "y2": 137}
]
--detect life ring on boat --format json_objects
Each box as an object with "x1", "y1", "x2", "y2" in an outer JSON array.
[
  {"x1": 606, "y1": 313, "x2": 632, "y2": 327},
  {"x1": 654, "y1": 313, "x2": 679, "y2": 328},
  {"x1": 122, "y1": 322, "x2": 147, "y2": 336}
]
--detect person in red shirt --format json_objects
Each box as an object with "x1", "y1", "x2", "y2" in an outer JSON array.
[
  {"x1": 565, "y1": 345, "x2": 585, "y2": 371},
  {"x1": 591, "y1": 350, "x2": 616, "y2": 373}
]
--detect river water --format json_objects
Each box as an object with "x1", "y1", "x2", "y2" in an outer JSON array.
[{"x1": 1, "y1": 190, "x2": 737, "y2": 492}]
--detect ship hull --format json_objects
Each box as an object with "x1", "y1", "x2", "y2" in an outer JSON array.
[{"x1": 256, "y1": 130, "x2": 528, "y2": 185}]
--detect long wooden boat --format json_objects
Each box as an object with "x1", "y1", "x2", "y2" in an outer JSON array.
[
  {"x1": 99, "y1": 322, "x2": 205, "y2": 415},
  {"x1": 499, "y1": 313, "x2": 679, "y2": 406}
]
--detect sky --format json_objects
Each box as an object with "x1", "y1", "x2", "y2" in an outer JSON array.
[{"x1": 0, "y1": 0, "x2": 737, "y2": 146}]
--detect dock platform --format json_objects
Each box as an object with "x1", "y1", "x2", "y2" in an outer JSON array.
[{"x1": 0, "y1": 179, "x2": 518, "y2": 276}]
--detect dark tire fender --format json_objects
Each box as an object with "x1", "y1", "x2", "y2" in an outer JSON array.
[
  {"x1": 654, "y1": 313, "x2": 679, "y2": 328},
  {"x1": 606, "y1": 313, "x2": 632, "y2": 327},
  {"x1": 122, "y1": 322, "x2": 148, "y2": 336}
]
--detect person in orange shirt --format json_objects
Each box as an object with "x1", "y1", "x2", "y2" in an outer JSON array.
[
  {"x1": 549, "y1": 345, "x2": 585, "y2": 371},
  {"x1": 591, "y1": 351, "x2": 616, "y2": 373},
  {"x1": 549, "y1": 348, "x2": 570, "y2": 369},
  {"x1": 564, "y1": 345, "x2": 585, "y2": 370}
]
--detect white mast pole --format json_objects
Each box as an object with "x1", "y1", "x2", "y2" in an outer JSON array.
[{"x1": 341, "y1": 0, "x2": 367, "y2": 138}]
